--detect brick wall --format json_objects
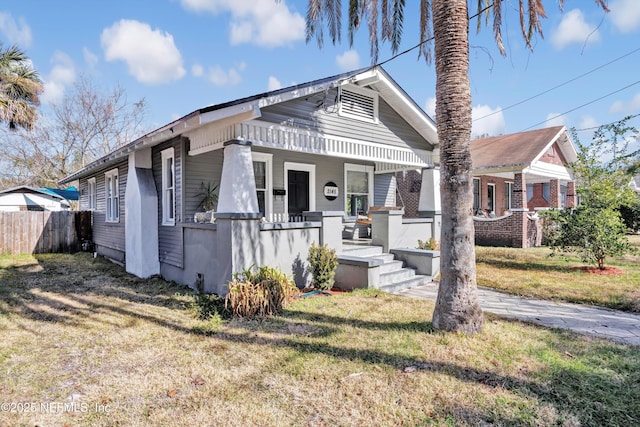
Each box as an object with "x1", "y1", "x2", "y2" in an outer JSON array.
[
  {"x1": 395, "y1": 170, "x2": 421, "y2": 218},
  {"x1": 474, "y1": 212, "x2": 543, "y2": 248}
]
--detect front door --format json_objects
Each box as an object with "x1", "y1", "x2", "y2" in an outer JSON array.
[{"x1": 288, "y1": 170, "x2": 309, "y2": 220}]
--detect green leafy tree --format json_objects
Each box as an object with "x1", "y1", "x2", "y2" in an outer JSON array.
[
  {"x1": 0, "y1": 44, "x2": 43, "y2": 130},
  {"x1": 304, "y1": 0, "x2": 608, "y2": 334},
  {"x1": 543, "y1": 118, "x2": 637, "y2": 269}
]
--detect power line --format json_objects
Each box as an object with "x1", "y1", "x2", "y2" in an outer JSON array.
[
  {"x1": 473, "y1": 46, "x2": 640, "y2": 122},
  {"x1": 374, "y1": 4, "x2": 494, "y2": 69},
  {"x1": 574, "y1": 113, "x2": 640, "y2": 132},
  {"x1": 520, "y1": 80, "x2": 640, "y2": 132}
]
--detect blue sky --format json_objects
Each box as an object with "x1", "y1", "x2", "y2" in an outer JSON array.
[{"x1": 2, "y1": 0, "x2": 639, "y2": 143}]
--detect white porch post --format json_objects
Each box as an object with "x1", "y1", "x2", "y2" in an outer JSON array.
[
  {"x1": 125, "y1": 148, "x2": 160, "y2": 277},
  {"x1": 417, "y1": 167, "x2": 442, "y2": 240},
  {"x1": 418, "y1": 167, "x2": 441, "y2": 214},
  {"x1": 217, "y1": 140, "x2": 259, "y2": 214}
]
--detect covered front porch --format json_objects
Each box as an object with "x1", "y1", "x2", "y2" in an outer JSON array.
[{"x1": 177, "y1": 118, "x2": 442, "y2": 294}]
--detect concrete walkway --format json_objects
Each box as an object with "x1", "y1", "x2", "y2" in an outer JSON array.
[{"x1": 396, "y1": 284, "x2": 640, "y2": 346}]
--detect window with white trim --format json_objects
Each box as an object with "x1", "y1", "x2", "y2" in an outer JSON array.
[
  {"x1": 88, "y1": 178, "x2": 96, "y2": 210},
  {"x1": 504, "y1": 182, "x2": 514, "y2": 211},
  {"x1": 252, "y1": 152, "x2": 272, "y2": 220},
  {"x1": 105, "y1": 169, "x2": 119, "y2": 223},
  {"x1": 161, "y1": 148, "x2": 175, "y2": 225},
  {"x1": 339, "y1": 86, "x2": 379, "y2": 123},
  {"x1": 487, "y1": 183, "x2": 496, "y2": 214},
  {"x1": 344, "y1": 163, "x2": 374, "y2": 218}
]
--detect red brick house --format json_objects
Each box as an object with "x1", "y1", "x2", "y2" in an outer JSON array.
[
  {"x1": 470, "y1": 125, "x2": 577, "y2": 247},
  {"x1": 397, "y1": 125, "x2": 578, "y2": 247}
]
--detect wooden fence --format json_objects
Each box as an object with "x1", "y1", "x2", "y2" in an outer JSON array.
[{"x1": 0, "y1": 211, "x2": 91, "y2": 255}]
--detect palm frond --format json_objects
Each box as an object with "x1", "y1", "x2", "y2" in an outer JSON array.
[
  {"x1": 325, "y1": 0, "x2": 342, "y2": 45},
  {"x1": 347, "y1": 0, "x2": 360, "y2": 46},
  {"x1": 391, "y1": 0, "x2": 405, "y2": 53},
  {"x1": 381, "y1": 0, "x2": 391, "y2": 42},
  {"x1": 493, "y1": 0, "x2": 505, "y2": 55},
  {"x1": 418, "y1": 0, "x2": 432, "y2": 63},
  {"x1": 306, "y1": 0, "x2": 324, "y2": 47},
  {"x1": 363, "y1": 0, "x2": 380, "y2": 64}
]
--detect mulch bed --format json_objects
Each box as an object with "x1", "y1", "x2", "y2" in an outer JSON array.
[{"x1": 569, "y1": 266, "x2": 624, "y2": 275}]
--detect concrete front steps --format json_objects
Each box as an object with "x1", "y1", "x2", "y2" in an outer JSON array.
[{"x1": 336, "y1": 244, "x2": 433, "y2": 293}]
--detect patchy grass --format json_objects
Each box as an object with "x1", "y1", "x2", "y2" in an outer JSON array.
[
  {"x1": 476, "y1": 235, "x2": 640, "y2": 313},
  {"x1": 1, "y1": 253, "x2": 639, "y2": 426}
]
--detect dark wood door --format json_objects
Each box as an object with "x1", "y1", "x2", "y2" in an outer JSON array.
[{"x1": 288, "y1": 170, "x2": 309, "y2": 216}]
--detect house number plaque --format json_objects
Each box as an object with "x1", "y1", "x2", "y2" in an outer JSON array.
[{"x1": 323, "y1": 182, "x2": 338, "y2": 201}]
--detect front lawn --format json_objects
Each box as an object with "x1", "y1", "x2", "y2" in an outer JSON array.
[
  {"x1": 1, "y1": 253, "x2": 638, "y2": 426},
  {"x1": 476, "y1": 235, "x2": 640, "y2": 312}
]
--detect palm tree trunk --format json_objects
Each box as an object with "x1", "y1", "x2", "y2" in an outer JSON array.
[{"x1": 431, "y1": 0, "x2": 483, "y2": 333}]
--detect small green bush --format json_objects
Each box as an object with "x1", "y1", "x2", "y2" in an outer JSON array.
[
  {"x1": 225, "y1": 265, "x2": 298, "y2": 318},
  {"x1": 307, "y1": 242, "x2": 338, "y2": 290},
  {"x1": 417, "y1": 237, "x2": 440, "y2": 250},
  {"x1": 191, "y1": 291, "x2": 228, "y2": 320}
]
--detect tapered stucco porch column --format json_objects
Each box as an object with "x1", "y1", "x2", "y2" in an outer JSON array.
[
  {"x1": 217, "y1": 140, "x2": 259, "y2": 214},
  {"x1": 417, "y1": 166, "x2": 442, "y2": 241},
  {"x1": 213, "y1": 140, "x2": 262, "y2": 291},
  {"x1": 125, "y1": 148, "x2": 160, "y2": 277}
]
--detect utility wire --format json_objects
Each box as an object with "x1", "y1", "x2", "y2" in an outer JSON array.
[
  {"x1": 574, "y1": 113, "x2": 640, "y2": 132},
  {"x1": 473, "y1": 46, "x2": 640, "y2": 122},
  {"x1": 520, "y1": 80, "x2": 640, "y2": 132}
]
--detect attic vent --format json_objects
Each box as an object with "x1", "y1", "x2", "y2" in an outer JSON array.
[{"x1": 339, "y1": 86, "x2": 378, "y2": 123}]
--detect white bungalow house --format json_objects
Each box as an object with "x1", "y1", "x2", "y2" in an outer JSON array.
[
  {"x1": 0, "y1": 186, "x2": 77, "y2": 211},
  {"x1": 60, "y1": 67, "x2": 441, "y2": 294}
]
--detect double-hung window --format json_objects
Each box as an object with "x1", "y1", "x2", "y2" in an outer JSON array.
[
  {"x1": 345, "y1": 164, "x2": 373, "y2": 218},
  {"x1": 252, "y1": 152, "x2": 272, "y2": 220},
  {"x1": 88, "y1": 178, "x2": 96, "y2": 210},
  {"x1": 487, "y1": 183, "x2": 496, "y2": 214},
  {"x1": 504, "y1": 182, "x2": 514, "y2": 211},
  {"x1": 161, "y1": 148, "x2": 175, "y2": 225},
  {"x1": 105, "y1": 169, "x2": 119, "y2": 223}
]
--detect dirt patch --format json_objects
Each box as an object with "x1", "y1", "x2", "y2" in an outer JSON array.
[{"x1": 569, "y1": 266, "x2": 624, "y2": 275}]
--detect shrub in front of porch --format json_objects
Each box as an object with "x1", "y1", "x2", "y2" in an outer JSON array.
[
  {"x1": 225, "y1": 266, "x2": 298, "y2": 318},
  {"x1": 307, "y1": 242, "x2": 338, "y2": 290}
]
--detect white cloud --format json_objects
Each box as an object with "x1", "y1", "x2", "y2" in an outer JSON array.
[
  {"x1": 0, "y1": 12, "x2": 32, "y2": 47},
  {"x1": 82, "y1": 47, "x2": 98, "y2": 69},
  {"x1": 336, "y1": 50, "x2": 360, "y2": 71},
  {"x1": 472, "y1": 104, "x2": 505, "y2": 138},
  {"x1": 609, "y1": 0, "x2": 640, "y2": 33},
  {"x1": 545, "y1": 113, "x2": 566, "y2": 127},
  {"x1": 192, "y1": 63, "x2": 204, "y2": 77},
  {"x1": 579, "y1": 115, "x2": 599, "y2": 130},
  {"x1": 268, "y1": 76, "x2": 282, "y2": 91},
  {"x1": 610, "y1": 92, "x2": 640, "y2": 114},
  {"x1": 180, "y1": 0, "x2": 304, "y2": 47},
  {"x1": 424, "y1": 97, "x2": 436, "y2": 118},
  {"x1": 207, "y1": 65, "x2": 242, "y2": 86},
  {"x1": 41, "y1": 51, "x2": 76, "y2": 105},
  {"x1": 101, "y1": 19, "x2": 185, "y2": 85},
  {"x1": 551, "y1": 9, "x2": 600, "y2": 50}
]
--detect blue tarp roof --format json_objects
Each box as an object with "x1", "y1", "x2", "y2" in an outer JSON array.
[{"x1": 43, "y1": 186, "x2": 79, "y2": 201}]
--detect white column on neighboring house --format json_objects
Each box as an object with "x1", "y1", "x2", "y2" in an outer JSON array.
[
  {"x1": 125, "y1": 148, "x2": 160, "y2": 277},
  {"x1": 417, "y1": 166, "x2": 442, "y2": 241},
  {"x1": 217, "y1": 140, "x2": 259, "y2": 213},
  {"x1": 418, "y1": 167, "x2": 441, "y2": 214}
]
